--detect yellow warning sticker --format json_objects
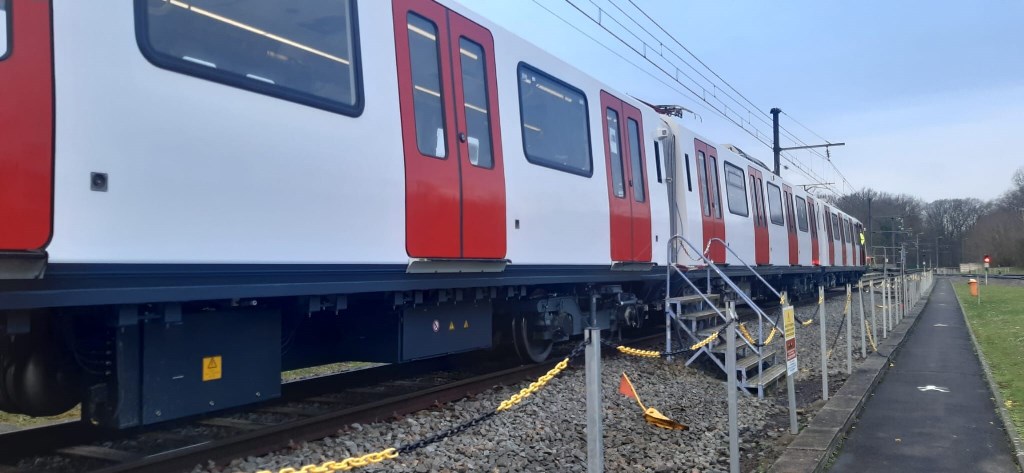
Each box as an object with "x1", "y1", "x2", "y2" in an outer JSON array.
[
  {"x1": 448, "y1": 321, "x2": 455, "y2": 331},
  {"x1": 463, "y1": 320, "x2": 470, "y2": 329},
  {"x1": 202, "y1": 356, "x2": 222, "y2": 382}
]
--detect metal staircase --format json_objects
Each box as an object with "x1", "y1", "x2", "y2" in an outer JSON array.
[{"x1": 664, "y1": 236, "x2": 787, "y2": 397}]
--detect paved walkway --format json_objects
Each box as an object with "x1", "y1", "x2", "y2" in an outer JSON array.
[{"x1": 830, "y1": 279, "x2": 1019, "y2": 472}]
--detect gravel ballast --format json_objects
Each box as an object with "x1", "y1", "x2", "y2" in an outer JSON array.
[{"x1": 201, "y1": 290, "x2": 898, "y2": 473}]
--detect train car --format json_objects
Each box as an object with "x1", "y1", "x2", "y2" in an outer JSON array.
[{"x1": 0, "y1": 0, "x2": 864, "y2": 428}]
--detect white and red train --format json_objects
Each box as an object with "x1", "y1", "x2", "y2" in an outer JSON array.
[{"x1": 0, "y1": 0, "x2": 864, "y2": 427}]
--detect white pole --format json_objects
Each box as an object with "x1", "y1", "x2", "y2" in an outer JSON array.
[
  {"x1": 585, "y1": 294, "x2": 603, "y2": 473},
  {"x1": 726, "y1": 301, "x2": 740, "y2": 473},
  {"x1": 819, "y1": 285, "x2": 828, "y2": 401},
  {"x1": 845, "y1": 283, "x2": 852, "y2": 374},
  {"x1": 870, "y1": 281, "x2": 878, "y2": 344},
  {"x1": 858, "y1": 280, "x2": 866, "y2": 357},
  {"x1": 782, "y1": 292, "x2": 798, "y2": 435}
]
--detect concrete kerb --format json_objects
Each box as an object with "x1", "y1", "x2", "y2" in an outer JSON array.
[
  {"x1": 768, "y1": 279, "x2": 934, "y2": 473},
  {"x1": 952, "y1": 283, "x2": 1024, "y2": 470}
]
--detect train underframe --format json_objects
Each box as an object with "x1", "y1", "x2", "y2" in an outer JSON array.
[{"x1": 0, "y1": 265, "x2": 862, "y2": 429}]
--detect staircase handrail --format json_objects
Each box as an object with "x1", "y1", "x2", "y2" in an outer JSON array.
[{"x1": 667, "y1": 235, "x2": 785, "y2": 336}]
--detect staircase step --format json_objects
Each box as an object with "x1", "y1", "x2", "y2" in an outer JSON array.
[
  {"x1": 748, "y1": 363, "x2": 787, "y2": 388},
  {"x1": 675, "y1": 308, "x2": 724, "y2": 322},
  {"x1": 695, "y1": 325, "x2": 726, "y2": 340},
  {"x1": 737, "y1": 352, "x2": 773, "y2": 372},
  {"x1": 667, "y1": 294, "x2": 720, "y2": 305}
]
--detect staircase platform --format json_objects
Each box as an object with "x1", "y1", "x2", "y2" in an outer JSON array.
[
  {"x1": 667, "y1": 293, "x2": 721, "y2": 305},
  {"x1": 747, "y1": 363, "x2": 786, "y2": 389}
]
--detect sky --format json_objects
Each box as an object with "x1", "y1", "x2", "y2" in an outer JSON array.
[{"x1": 457, "y1": 0, "x2": 1024, "y2": 202}]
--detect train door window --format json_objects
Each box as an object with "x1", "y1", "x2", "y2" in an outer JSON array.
[
  {"x1": 406, "y1": 13, "x2": 447, "y2": 158},
  {"x1": 767, "y1": 183, "x2": 784, "y2": 225},
  {"x1": 709, "y1": 155, "x2": 722, "y2": 218},
  {"x1": 832, "y1": 213, "x2": 841, "y2": 240},
  {"x1": 696, "y1": 151, "x2": 710, "y2": 216},
  {"x1": 518, "y1": 63, "x2": 592, "y2": 176},
  {"x1": 627, "y1": 118, "x2": 645, "y2": 202},
  {"x1": 724, "y1": 162, "x2": 747, "y2": 216},
  {"x1": 808, "y1": 201, "x2": 817, "y2": 237},
  {"x1": 458, "y1": 38, "x2": 492, "y2": 167},
  {"x1": 606, "y1": 109, "x2": 625, "y2": 197},
  {"x1": 0, "y1": 0, "x2": 8, "y2": 59},
  {"x1": 795, "y1": 196, "x2": 808, "y2": 232},
  {"x1": 749, "y1": 176, "x2": 759, "y2": 222},
  {"x1": 136, "y1": 0, "x2": 363, "y2": 116}
]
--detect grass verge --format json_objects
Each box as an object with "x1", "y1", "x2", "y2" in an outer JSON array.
[{"x1": 954, "y1": 282, "x2": 1024, "y2": 439}]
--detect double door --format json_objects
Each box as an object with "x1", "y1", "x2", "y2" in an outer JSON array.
[
  {"x1": 783, "y1": 185, "x2": 798, "y2": 265},
  {"x1": 600, "y1": 91, "x2": 651, "y2": 262},
  {"x1": 394, "y1": 0, "x2": 506, "y2": 259},
  {"x1": 694, "y1": 139, "x2": 725, "y2": 263},
  {"x1": 747, "y1": 167, "x2": 768, "y2": 265}
]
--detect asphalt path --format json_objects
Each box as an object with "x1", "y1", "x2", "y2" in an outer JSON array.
[{"x1": 830, "y1": 278, "x2": 1019, "y2": 472}]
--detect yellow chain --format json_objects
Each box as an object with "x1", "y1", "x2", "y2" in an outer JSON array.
[
  {"x1": 802, "y1": 318, "x2": 814, "y2": 327},
  {"x1": 616, "y1": 346, "x2": 661, "y2": 358},
  {"x1": 864, "y1": 318, "x2": 878, "y2": 352},
  {"x1": 496, "y1": 357, "x2": 569, "y2": 412},
  {"x1": 689, "y1": 330, "x2": 720, "y2": 350},
  {"x1": 763, "y1": 327, "x2": 778, "y2": 345},
  {"x1": 259, "y1": 448, "x2": 399, "y2": 473},
  {"x1": 738, "y1": 323, "x2": 757, "y2": 345}
]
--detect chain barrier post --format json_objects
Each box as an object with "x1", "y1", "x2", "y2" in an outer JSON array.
[
  {"x1": 726, "y1": 300, "x2": 740, "y2": 473},
  {"x1": 882, "y1": 280, "x2": 889, "y2": 338},
  {"x1": 869, "y1": 281, "x2": 877, "y2": 344},
  {"x1": 857, "y1": 280, "x2": 866, "y2": 358},
  {"x1": 818, "y1": 285, "x2": 828, "y2": 401},
  {"x1": 845, "y1": 283, "x2": 852, "y2": 375},
  {"x1": 585, "y1": 292, "x2": 603, "y2": 473},
  {"x1": 781, "y1": 292, "x2": 799, "y2": 435}
]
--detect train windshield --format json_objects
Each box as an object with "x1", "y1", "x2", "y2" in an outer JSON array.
[{"x1": 1, "y1": 0, "x2": 9, "y2": 59}]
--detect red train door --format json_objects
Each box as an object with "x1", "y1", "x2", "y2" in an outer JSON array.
[
  {"x1": 0, "y1": 0, "x2": 53, "y2": 251},
  {"x1": 824, "y1": 206, "x2": 835, "y2": 265},
  {"x1": 748, "y1": 167, "x2": 768, "y2": 265},
  {"x1": 783, "y1": 185, "x2": 798, "y2": 265},
  {"x1": 694, "y1": 139, "x2": 725, "y2": 263},
  {"x1": 600, "y1": 91, "x2": 652, "y2": 262},
  {"x1": 394, "y1": 0, "x2": 506, "y2": 259},
  {"x1": 807, "y1": 197, "x2": 820, "y2": 265}
]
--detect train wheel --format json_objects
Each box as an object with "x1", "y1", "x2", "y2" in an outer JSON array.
[{"x1": 511, "y1": 315, "x2": 552, "y2": 363}]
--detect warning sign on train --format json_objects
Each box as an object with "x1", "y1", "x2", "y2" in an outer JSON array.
[
  {"x1": 202, "y1": 355, "x2": 222, "y2": 382},
  {"x1": 782, "y1": 306, "x2": 798, "y2": 376}
]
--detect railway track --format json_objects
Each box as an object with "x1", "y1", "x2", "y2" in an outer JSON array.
[
  {"x1": 1, "y1": 289, "x2": 856, "y2": 473},
  {"x1": 0, "y1": 333, "x2": 664, "y2": 473}
]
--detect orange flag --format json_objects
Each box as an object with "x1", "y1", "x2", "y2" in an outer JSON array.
[{"x1": 618, "y1": 372, "x2": 646, "y2": 410}]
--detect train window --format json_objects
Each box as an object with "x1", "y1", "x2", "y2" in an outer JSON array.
[
  {"x1": 832, "y1": 213, "x2": 841, "y2": 240},
  {"x1": 606, "y1": 109, "x2": 625, "y2": 197},
  {"x1": 459, "y1": 37, "x2": 492, "y2": 167},
  {"x1": 724, "y1": 162, "x2": 748, "y2": 217},
  {"x1": 135, "y1": 0, "x2": 363, "y2": 117},
  {"x1": 709, "y1": 155, "x2": 722, "y2": 218},
  {"x1": 518, "y1": 63, "x2": 592, "y2": 176},
  {"x1": 795, "y1": 196, "x2": 808, "y2": 232},
  {"x1": 696, "y1": 151, "x2": 710, "y2": 216},
  {"x1": 627, "y1": 118, "x2": 645, "y2": 202},
  {"x1": 653, "y1": 141, "x2": 663, "y2": 184},
  {"x1": 767, "y1": 183, "x2": 784, "y2": 225},
  {"x1": 0, "y1": 0, "x2": 8, "y2": 60},
  {"x1": 407, "y1": 14, "x2": 447, "y2": 158}
]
